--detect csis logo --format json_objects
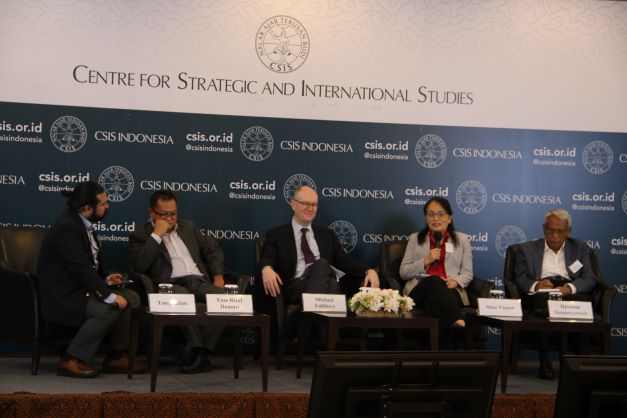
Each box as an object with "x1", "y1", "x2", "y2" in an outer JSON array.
[
  {"x1": 50, "y1": 116, "x2": 87, "y2": 152},
  {"x1": 329, "y1": 220, "x2": 358, "y2": 254},
  {"x1": 611, "y1": 328, "x2": 627, "y2": 337}
]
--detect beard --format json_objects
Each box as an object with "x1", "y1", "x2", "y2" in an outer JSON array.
[{"x1": 88, "y1": 208, "x2": 107, "y2": 223}]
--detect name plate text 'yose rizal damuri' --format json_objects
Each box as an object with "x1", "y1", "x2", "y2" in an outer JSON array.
[{"x1": 205, "y1": 294, "x2": 253, "y2": 314}]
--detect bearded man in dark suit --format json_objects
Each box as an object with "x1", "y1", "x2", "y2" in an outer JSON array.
[{"x1": 38, "y1": 181, "x2": 144, "y2": 378}]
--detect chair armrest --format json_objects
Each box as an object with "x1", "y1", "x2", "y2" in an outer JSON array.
[
  {"x1": 587, "y1": 276, "x2": 616, "y2": 323},
  {"x1": 378, "y1": 268, "x2": 401, "y2": 291},
  {"x1": 467, "y1": 277, "x2": 494, "y2": 298},
  {"x1": 137, "y1": 274, "x2": 156, "y2": 294},
  {"x1": 599, "y1": 285, "x2": 617, "y2": 323},
  {"x1": 505, "y1": 281, "x2": 521, "y2": 300}
]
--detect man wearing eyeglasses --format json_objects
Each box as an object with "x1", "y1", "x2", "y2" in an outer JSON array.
[
  {"x1": 259, "y1": 185, "x2": 379, "y2": 305},
  {"x1": 514, "y1": 208, "x2": 597, "y2": 379},
  {"x1": 129, "y1": 189, "x2": 225, "y2": 374}
]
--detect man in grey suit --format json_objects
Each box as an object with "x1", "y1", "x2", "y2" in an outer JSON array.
[
  {"x1": 129, "y1": 190, "x2": 225, "y2": 373},
  {"x1": 514, "y1": 208, "x2": 597, "y2": 379}
]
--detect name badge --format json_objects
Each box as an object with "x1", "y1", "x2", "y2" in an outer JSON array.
[
  {"x1": 148, "y1": 294, "x2": 196, "y2": 314},
  {"x1": 302, "y1": 293, "x2": 347, "y2": 313},
  {"x1": 445, "y1": 242, "x2": 454, "y2": 254},
  {"x1": 548, "y1": 300, "x2": 593, "y2": 320},
  {"x1": 206, "y1": 294, "x2": 253, "y2": 314},
  {"x1": 569, "y1": 259, "x2": 583, "y2": 274},
  {"x1": 477, "y1": 298, "x2": 523, "y2": 317}
]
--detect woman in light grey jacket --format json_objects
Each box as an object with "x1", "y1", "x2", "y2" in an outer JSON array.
[{"x1": 399, "y1": 197, "x2": 473, "y2": 328}]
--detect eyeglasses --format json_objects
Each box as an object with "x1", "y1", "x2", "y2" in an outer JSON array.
[
  {"x1": 426, "y1": 211, "x2": 448, "y2": 219},
  {"x1": 152, "y1": 209, "x2": 178, "y2": 219},
  {"x1": 293, "y1": 199, "x2": 318, "y2": 209},
  {"x1": 544, "y1": 227, "x2": 569, "y2": 236}
]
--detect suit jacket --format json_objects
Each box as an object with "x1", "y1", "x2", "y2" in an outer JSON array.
[
  {"x1": 129, "y1": 219, "x2": 224, "y2": 284},
  {"x1": 258, "y1": 223, "x2": 367, "y2": 287},
  {"x1": 514, "y1": 238, "x2": 597, "y2": 294},
  {"x1": 399, "y1": 231, "x2": 473, "y2": 296},
  {"x1": 37, "y1": 208, "x2": 112, "y2": 327}
]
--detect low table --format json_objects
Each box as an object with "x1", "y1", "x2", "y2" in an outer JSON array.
[
  {"x1": 296, "y1": 311, "x2": 439, "y2": 378},
  {"x1": 128, "y1": 309, "x2": 270, "y2": 392},
  {"x1": 465, "y1": 314, "x2": 611, "y2": 393}
]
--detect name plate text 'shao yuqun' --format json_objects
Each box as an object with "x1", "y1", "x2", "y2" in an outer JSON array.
[{"x1": 477, "y1": 298, "x2": 523, "y2": 317}]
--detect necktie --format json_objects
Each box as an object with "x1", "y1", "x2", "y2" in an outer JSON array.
[
  {"x1": 301, "y1": 228, "x2": 316, "y2": 265},
  {"x1": 88, "y1": 227, "x2": 100, "y2": 267}
]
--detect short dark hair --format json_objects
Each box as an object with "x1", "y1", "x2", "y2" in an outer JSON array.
[
  {"x1": 149, "y1": 190, "x2": 177, "y2": 209},
  {"x1": 61, "y1": 181, "x2": 105, "y2": 212}
]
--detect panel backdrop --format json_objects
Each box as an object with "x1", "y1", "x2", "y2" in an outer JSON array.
[{"x1": 1, "y1": 0, "x2": 626, "y2": 353}]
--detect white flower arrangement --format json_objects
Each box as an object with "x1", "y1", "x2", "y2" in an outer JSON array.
[{"x1": 348, "y1": 287, "x2": 415, "y2": 315}]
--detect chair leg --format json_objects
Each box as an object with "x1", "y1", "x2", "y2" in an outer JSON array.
[
  {"x1": 510, "y1": 346, "x2": 521, "y2": 372},
  {"x1": 359, "y1": 329, "x2": 368, "y2": 351},
  {"x1": 275, "y1": 337, "x2": 286, "y2": 370},
  {"x1": 232, "y1": 327, "x2": 242, "y2": 379},
  {"x1": 32, "y1": 338, "x2": 43, "y2": 375}
]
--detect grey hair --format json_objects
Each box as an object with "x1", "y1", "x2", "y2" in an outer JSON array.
[{"x1": 544, "y1": 208, "x2": 572, "y2": 228}]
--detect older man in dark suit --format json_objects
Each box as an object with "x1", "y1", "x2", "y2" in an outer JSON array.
[
  {"x1": 514, "y1": 208, "x2": 597, "y2": 379},
  {"x1": 38, "y1": 181, "x2": 144, "y2": 378},
  {"x1": 129, "y1": 190, "x2": 225, "y2": 373},
  {"x1": 259, "y1": 185, "x2": 379, "y2": 305}
]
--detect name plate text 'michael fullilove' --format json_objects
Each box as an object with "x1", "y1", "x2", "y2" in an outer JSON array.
[
  {"x1": 148, "y1": 294, "x2": 196, "y2": 314},
  {"x1": 206, "y1": 294, "x2": 253, "y2": 314},
  {"x1": 302, "y1": 293, "x2": 347, "y2": 313},
  {"x1": 477, "y1": 298, "x2": 523, "y2": 317}
]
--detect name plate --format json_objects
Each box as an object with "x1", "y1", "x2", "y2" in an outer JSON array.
[
  {"x1": 548, "y1": 300, "x2": 593, "y2": 320},
  {"x1": 206, "y1": 294, "x2": 253, "y2": 314},
  {"x1": 302, "y1": 293, "x2": 347, "y2": 313},
  {"x1": 477, "y1": 298, "x2": 523, "y2": 317},
  {"x1": 148, "y1": 294, "x2": 196, "y2": 313}
]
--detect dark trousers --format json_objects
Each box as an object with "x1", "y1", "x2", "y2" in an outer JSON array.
[
  {"x1": 525, "y1": 291, "x2": 593, "y2": 355},
  {"x1": 66, "y1": 287, "x2": 140, "y2": 363},
  {"x1": 285, "y1": 259, "x2": 342, "y2": 305},
  {"x1": 171, "y1": 275, "x2": 225, "y2": 350},
  {"x1": 409, "y1": 275, "x2": 463, "y2": 328}
]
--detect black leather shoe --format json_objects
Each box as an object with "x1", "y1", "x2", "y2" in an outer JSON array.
[
  {"x1": 538, "y1": 358, "x2": 554, "y2": 380},
  {"x1": 180, "y1": 349, "x2": 210, "y2": 374},
  {"x1": 177, "y1": 346, "x2": 195, "y2": 368}
]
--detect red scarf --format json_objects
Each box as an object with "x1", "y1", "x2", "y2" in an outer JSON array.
[{"x1": 426, "y1": 230, "x2": 448, "y2": 279}]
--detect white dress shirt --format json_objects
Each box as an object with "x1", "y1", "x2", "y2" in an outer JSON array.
[
  {"x1": 530, "y1": 241, "x2": 577, "y2": 294},
  {"x1": 151, "y1": 224, "x2": 202, "y2": 278},
  {"x1": 80, "y1": 215, "x2": 117, "y2": 304}
]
